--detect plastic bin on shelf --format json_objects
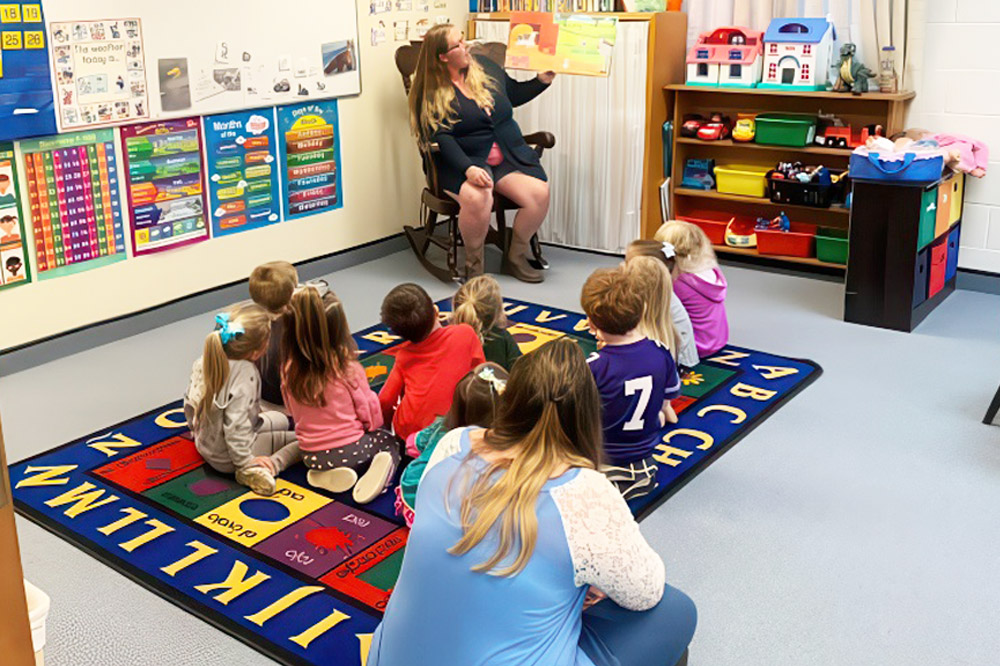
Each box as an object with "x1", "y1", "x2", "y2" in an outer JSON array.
[
  {"x1": 754, "y1": 113, "x2": 817, "y2": 147},
  {"x1": 25, "y1": 579, "x2": 50, "y2": 666},
  {"x1": 768, "y1": 169, "x2": 849, "y2": 208},
  {"x1": 756, "y1": 222, "x2": 817, "y2": 258},
  {"x1": 714, "y1": 164, "x2": 770, "y2": 198},
  {"x1": 676, "y1": 210, "x2": 735, "y2": 245},
  {"x1": 816, "y1": 227, "x2": 848, "y2": 264}
]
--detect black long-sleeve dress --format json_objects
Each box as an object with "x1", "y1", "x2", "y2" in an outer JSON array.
[{"x1": 431, "y1": 55, "x2": 549, "y2": 195}]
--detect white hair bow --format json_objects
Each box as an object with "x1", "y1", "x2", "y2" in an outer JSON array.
[
  {"x1": 477, "y1": 366, "x2": 507, "y2": 395},
  {"x1": 661, "y1": 242, "x2": 676, "y2": 260}
]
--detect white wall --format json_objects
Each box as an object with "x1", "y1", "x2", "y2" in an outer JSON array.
[
  {"x1": 909, "y1": 0, "x2": 1000, "y2": 274},
  {"x1": 1, "y1": 2, "x2": 467, "y2": 351}
]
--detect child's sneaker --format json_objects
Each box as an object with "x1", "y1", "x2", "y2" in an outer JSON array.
[
  {"x1": 236, "y1": 465, "x2": 277, "y2": 496},
  {"x1": 307, "y1": 467, "x2": 358, "y2": 494},
  {"x1": 353, "y1": 452, "x2": 396, "y2": 504}
]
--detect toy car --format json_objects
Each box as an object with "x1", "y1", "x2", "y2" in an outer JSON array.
[
  {"x1": 815, "y1": 123, "x2": 885, "y2": 149},
  {"x1": 697, "y1": 113, "x2": 732, "y2": 141},
  {"x1": 680, "y1": 114, "x2": 706, "y2": 138},
  {"x1": 732, "y1": 115, "x2": 756, "y2": 142}
]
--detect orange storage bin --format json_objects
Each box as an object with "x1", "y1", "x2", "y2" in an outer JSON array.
[
  {"x1": 756, "y1": 222, "x2": 817, "y2": 258},
  {"x1": 935, "y1": 175, "x2": 954, "y2": 238}
]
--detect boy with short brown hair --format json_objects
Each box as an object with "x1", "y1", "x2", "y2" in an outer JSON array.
[
  {"x1": 249, "y1": 261, "x2": 299, "y2": 404},
  {"x1": 581, "y1": 266, "x2": 681, "y2": 501},
  {"x1": 378, "y1": 283, "x2": 485, "y2": 440}
]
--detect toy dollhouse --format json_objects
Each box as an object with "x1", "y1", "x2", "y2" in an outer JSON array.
[
  {"x1": 760, "y1": 17, "x2": 836, "y2": 90},
  {"x1": 685, "y1": 26, "x2": 764, "y2": 88}
]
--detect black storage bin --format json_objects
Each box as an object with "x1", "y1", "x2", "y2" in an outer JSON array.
[{"x1": 767, "y1": 169, "x2": 848, "y2": 208}]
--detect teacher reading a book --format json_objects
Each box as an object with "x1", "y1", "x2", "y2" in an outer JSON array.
[{"x1": 409, "y1": 24, "x2": 554, "y2": 283}]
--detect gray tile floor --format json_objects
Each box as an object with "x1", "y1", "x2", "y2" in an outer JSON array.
[{"x1": 5, "y1": 246, "x2": 1000, "y2": 665}]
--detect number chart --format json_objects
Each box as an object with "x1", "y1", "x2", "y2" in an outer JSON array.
[
  {"x1": 120, "y1": 117, "x2": 209, "y2": 255},
  {"x1": 0, "y1": 141, "x2": 30, "y2": 288},
  {"x1": 20, "y1": 129, "x2": 125, "y2": 279},
  {"x1": 277, "y1": 100, "x2": 343, "y2": 220},
  {"x1": 0, "y1": 1, "x2": 57, "y2": 141},
  {"x1": 203, "y1": 108, "x2": 282, "y2": 237}
]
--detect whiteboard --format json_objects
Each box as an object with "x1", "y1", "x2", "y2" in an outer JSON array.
[{"x1": 43, "y1": 0, "x2": 361, "y2": 131}]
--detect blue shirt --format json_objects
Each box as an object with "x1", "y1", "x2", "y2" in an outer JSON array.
[{"x1": 587, "y1": 338, "x2": 681, "y2": 465}]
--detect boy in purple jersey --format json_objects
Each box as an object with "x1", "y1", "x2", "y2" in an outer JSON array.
[{"x1": 581, "y1": 266, "x2": 681, "y2": 500}]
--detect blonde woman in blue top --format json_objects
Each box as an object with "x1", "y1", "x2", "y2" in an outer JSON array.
[{"x1": 367, "y1": 338, "x2": 696, "y2": 666}]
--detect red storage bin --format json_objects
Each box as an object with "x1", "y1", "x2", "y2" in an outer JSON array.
[
  {"x1": 676, "y1": 210, "x2": 733, "y2": 245},
  {"x1": 756, "y1": 222, "x2": 817, "y2": 258},
  {"x1": 928, "y1": 238, "x2": 948, "y2": 298}
]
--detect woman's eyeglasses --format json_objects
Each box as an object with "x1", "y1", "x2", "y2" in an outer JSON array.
[{"x1": 443, "y1": 33, "x2": 466, "y2": 53}]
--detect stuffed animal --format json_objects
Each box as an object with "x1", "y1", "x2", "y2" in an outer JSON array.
[{"x1": 833, "y1": 43, "x2": 876, "y2": 94}]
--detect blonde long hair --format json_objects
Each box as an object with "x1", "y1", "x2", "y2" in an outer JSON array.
[
  {"x1": 654, "y1": 220, "x2": 719, "y2": 274},
  {"x1": 281, "y1": 287, "x2": 358, "y2": 407},
  {"x1": 624, "y1": 256, "x2": 678, "y2": 356},
  {"x1": 195, "y1": 303, "x2": 272, "y2": 426},
  {"x1": 452, "y1": 275, "x2": 506, "y2": 341},
  {"x1": 449, "y1": 338, "x2": 602, "y2": 576},
  {"x1": 408, "y1": 24, "x2": 497, "y2": 140}
]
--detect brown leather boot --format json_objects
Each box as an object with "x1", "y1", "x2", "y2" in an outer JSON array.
[
  {"x1": 502, "y1": 237, "x2": 543, "y2": 283},
  {"x1": 464, "y1": 244, "x2": 485, "y2": 280}
]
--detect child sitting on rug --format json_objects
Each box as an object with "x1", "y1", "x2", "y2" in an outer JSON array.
[
  {"x1": 183, "y1": 303, "x2": 300, "y2": 497},
  {"x1": 625, "y1": 239, "x2": 699, "y2": 371},
  {"x1": 281, "y1": 285, "x2": 401, "y2": 503},
  {"x1": 249, "y1": 261, "x2": 299, "y2": 406},
  {"x1": 581, "y1": 266, "x2": 681, "y2": 500},
  {"x1": 654, "y1": 220, "x2": 729, "y2": 358},
  {"x1": 451, "y1": 275, "x2": 522, "y2": 371},
  {"x1": 379, "y1": 283, "x2": 485, "y2": 440},
  {"x1": 396, "y1": 362, "x2": 508, "y2": 526}
]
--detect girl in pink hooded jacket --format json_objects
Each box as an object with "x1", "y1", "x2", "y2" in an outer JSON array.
[{"x1": 654, "y1": 220, "x2": 729, "y2": 357}]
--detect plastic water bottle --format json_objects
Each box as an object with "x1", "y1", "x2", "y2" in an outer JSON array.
[{"x1": 879, "y1": 46, "x2": 898, "y2": 93}]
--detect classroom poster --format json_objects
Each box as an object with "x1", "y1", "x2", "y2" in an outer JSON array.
[
  {"x1": 49, "y1": 18, "x2": 149, "y2": 130},
  {"x1": 506, "y1": 12, "x2": 617, "y2": 77},
  {"x1": 0, "y1": 2, "x2": 58, "y2": 140},
  {"x1": 276, "y1": 100, "x2": 343, "y2": 220},
  {"x1": 203, "y1": 109, "x2": 282, "y2": 237},
  {"x1": 20, "y1": 129, "x2": 126, "y2": 279},
  {"x1": 0, "y1": 142, "x2": 30, "y2": 288},
  {"x1": 120, "y1": 117, "x2": 209, "y2": 255}
]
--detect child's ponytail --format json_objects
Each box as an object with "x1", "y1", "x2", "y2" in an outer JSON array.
[
  {"x1": 452, "y1": 275, "x2": 505, "y2": 342},
  {"x1": 197, "y1": 331, "x2": 230, "y2": 426}
]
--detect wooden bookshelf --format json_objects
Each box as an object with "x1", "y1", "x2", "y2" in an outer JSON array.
[{"x1": 663, "y1": 85, "x2": 914, "y2": 273}]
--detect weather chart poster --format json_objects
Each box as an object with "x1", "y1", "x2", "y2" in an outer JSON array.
[
  {"x1": 120, "y1": 117, "x2": 210, "y2": 255},
  {"x1": 203, "y1": 109, "x2": 282, "y2": 237},
  {"x1": 277, "y1": 100, "x2": 342, "y2": 220}
]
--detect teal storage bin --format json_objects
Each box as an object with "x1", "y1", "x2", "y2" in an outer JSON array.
[
  {"x1": 918, "y1": 184, "x2": 938, "y2": 250},
  {"x1": 755, "y1": 114, "x2": 817, "y2": 147}
]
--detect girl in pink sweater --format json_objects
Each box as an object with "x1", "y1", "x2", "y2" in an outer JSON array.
[
  {"x1": 281, "y1": 285, "x2": 401, "y2": 503},
  {"x1": 655, "y1": 220, "x2": 729, "y2": 357}
]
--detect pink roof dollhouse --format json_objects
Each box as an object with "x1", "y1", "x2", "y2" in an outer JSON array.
[
  {"x1": 686, "y1": 27, "x2": 764, "y2": 88},
  {"x1": 760, "y1": 17, "x2": 836, "y2": 90}
]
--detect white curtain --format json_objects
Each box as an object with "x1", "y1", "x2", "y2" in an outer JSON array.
[
  {"x1": 689, "y1": 0, "x2": 925, "y2": 90},
  {"x1": 474, "y1": 20, "x2": 649, "y2": 253}
]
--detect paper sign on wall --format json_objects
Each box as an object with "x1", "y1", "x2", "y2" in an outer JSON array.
[
  {"x1": 203, "y1": 109, "x2": 282, "y2": 237},
  {"x1": 49, "y1": 18, "x2": 150, "y2": 130},
  {"x1": 120, "y1": 118, "x2": 210, "y2": 255},
  {"x1": 0, "y1": 2, "x2": 58, "y2": 141},
  {"x1": 20, "y1": 129, "x2": 126, "y2": 279},
  {"x1": 0, "y1": 142, "x2": 31, "y2": 288},
  {"x1": 276, "y1": 99, "x2": 343, "y2": 220}
]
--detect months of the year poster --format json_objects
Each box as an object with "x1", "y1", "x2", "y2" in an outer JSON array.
[{"x1": 20, "y1": 129, "x2": 126, "y2": 279}]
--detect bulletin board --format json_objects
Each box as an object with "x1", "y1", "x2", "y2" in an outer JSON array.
[{"x1": 40, "y1": 0, "x2": 362, "y2": 131}]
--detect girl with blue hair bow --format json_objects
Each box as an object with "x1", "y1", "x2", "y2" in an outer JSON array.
[{"x1": 183, "y1": 302, "x2": 300, "y2": 496}]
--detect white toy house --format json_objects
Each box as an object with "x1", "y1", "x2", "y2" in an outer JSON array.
[
  {"x1": 686, "y1": 27, "x2": 764, "y2": 88},
  {"x1": 760, "y1": 17, "x2": 836, "y2": 90}
]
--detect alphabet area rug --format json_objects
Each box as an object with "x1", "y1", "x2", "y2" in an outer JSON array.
[{"x1": 11, "y1": 298, "x2": 820, "y2": 666}]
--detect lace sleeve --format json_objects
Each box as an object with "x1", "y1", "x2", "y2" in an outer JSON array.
[
  {"x1": 423, "y1": 427, "x2": 466, "y2": 475},
  {"x1": 551, "y1": 469, "x2": 665, "y2": 611}
]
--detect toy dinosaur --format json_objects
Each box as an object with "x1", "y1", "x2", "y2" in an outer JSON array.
[{"x1": 833, "y1": 43, "x2": 875, "y2": 94}]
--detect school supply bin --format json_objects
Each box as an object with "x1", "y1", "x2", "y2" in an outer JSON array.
[
  {"x1": 768, "y1": 169, "x2": 848, "y2": 208},
  {"x1": 756, "y1": 222, "x2": 817, "y2": 258},
  {"x1": 849, "y1": 150, "x2": 944, "y2": 184},
  {"x1": 714, "y1": 164, "x2": 770, "y2": 198},
  {"x1": 816, "y1": 227, "x2": 848, "y2": 264},
  {"x1": 754, "y1": 114, "x2": 817, "y2": 147}
]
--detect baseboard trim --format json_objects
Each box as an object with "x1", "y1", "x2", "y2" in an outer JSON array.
[
  {"x1": 956, "y1": 267, "x2": 1000, "y2": 295},
  {"x1": 0, "y1": 234, "x2": 408, "y2": 375}
]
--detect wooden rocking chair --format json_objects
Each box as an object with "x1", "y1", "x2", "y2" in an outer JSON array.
[{"x1": 394, "y1": 42, "x2": 553, "y2": 282}]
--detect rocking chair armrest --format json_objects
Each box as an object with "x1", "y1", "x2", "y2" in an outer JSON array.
[{"x1": 522, "y1": 131, "x2": 555, "y2": 152}]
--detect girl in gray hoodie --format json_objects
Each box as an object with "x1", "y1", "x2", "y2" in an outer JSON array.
[{"x1": 183, "y1": 303, "x2": 300, "y2": 496}]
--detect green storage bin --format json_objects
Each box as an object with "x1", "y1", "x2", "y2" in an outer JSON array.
[
  {"x1": 816, "y1": 227, "x2": 849, "y2": 265},
  {"x1": 755, "y1": 113, "x2": 817, "y2": 147},
  {"x1": 918, "y1": 184, "x2": 938, "y2": 250}
]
